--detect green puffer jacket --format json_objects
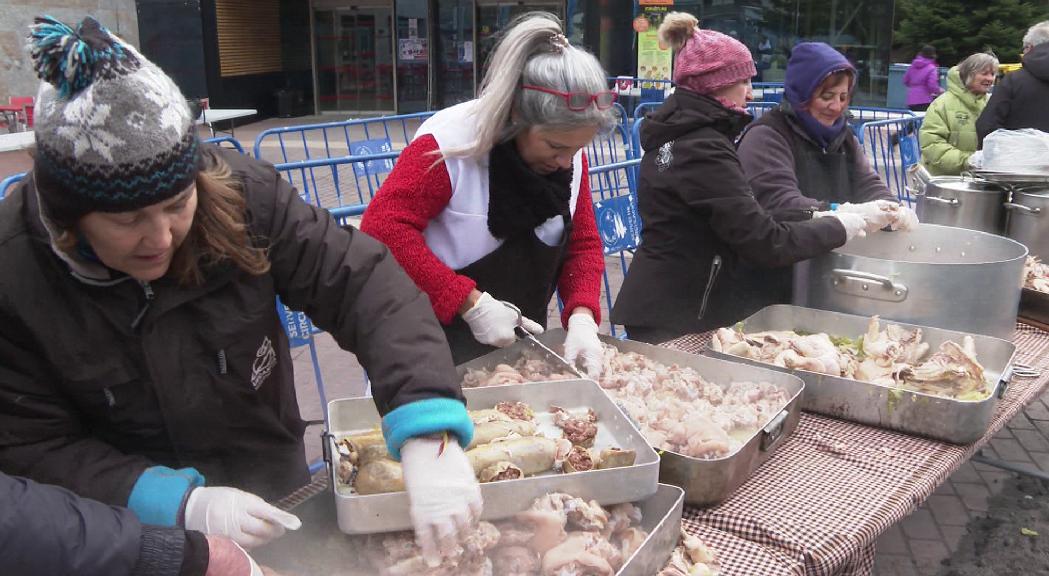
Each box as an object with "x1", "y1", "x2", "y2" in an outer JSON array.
[{"x1": 919, "y1": 67, "x2": 989, "y2": 176}]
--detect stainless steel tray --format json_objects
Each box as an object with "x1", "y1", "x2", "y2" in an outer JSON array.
[
  {"x1": 620, "y1": 483, "x2": 685, "y2": 576},
  {"x1": 705, "y1": 305, "x2": 1016, "y2": 444},
  {"x1": 325, "y1": 379, "x2": 660, "y2": 534},
  {"x1": 1020, "y1": 287, "x2": 1049, "y2": 328},
  {"x1": 252, "y1": 483, "x2": 684, "y2": 575},
  {"x1": 536, "y1": 329, "x2": 806, "y2": 508}
]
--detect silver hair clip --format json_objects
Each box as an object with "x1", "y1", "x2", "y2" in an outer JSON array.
[{"x1": 550, "y1": 33, "x2": 569, "y2": 53}]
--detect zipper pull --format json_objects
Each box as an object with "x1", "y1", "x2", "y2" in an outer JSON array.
[{"x1": 131, "y1": 281, "x2": 155, "y2": 329}]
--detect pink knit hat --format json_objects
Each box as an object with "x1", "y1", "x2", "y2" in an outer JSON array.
[{"x1": 672, "y1": 29, "x2": 757, "y2": 96}]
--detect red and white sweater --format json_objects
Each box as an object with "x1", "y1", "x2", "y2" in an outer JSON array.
[{"x1": 361, "y1": 101, "x2": 604, "y2": 327}]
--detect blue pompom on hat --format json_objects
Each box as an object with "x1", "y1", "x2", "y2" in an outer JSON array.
[{"x1": 27, "y1": 15, "x2": 200, "y2": 223}]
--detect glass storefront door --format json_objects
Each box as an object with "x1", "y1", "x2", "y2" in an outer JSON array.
[
  {"x1": 434, "y1": 0, "x2": 475, "y2": 108},
  {"x1": 314, "y1": 1, "x2": 395, "y2": 113},
  {"x1": 475, "y1": 1, "x2": 562, "y2": 84},
  {"x1": 395, "y1": 0, "x2": 429, "y2": 113}
]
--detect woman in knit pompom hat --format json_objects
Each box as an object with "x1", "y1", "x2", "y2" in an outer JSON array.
[
  {"x1": 612, "y1": 13, "x2": 887, "y2": 344},
  {"x1": 2, "y1": 15, "x2": 482, "y2": 566}
]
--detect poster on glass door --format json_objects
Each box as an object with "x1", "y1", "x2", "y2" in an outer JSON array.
[{"x1": 636, "y1": 1, "x2": 672, "y2": 92}]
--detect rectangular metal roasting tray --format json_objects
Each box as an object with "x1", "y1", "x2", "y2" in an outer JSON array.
[
  {"x1": 704, "y1": 305, "x2": 1016, "y2": 444},
  {"x1": 325, "y1": 379, "x2": 660, "y2": 534}
]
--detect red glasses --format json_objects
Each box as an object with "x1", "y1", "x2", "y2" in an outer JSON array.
[{"x1": 522, "y1": 85, "x2": 618, "y2": 111}]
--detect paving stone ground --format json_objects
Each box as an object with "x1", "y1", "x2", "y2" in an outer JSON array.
[{"x1": 3, "y1": 115, "x2": 1042, "y2": 576}]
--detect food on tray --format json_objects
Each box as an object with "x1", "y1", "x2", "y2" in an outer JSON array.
[
  {"x1": 360, "y1": 492, "x2": 655, "y2": 576},
  {"x1": 461, "y1": 349, "x2": 579, "y2": 387},
  {"x1": 594, "y1": 344, "x2": 789, "y2": 459},
  {"x1": 659, "y1": 529, "x2": 722, "y2": 576},
  {"x1": 1025, "y1": 256, "x2": 1049, "y2": 293},
  {"x1": 712, "y1": 315, "x2": 990, "y2": 400},
  {"x1": 550, "y1": 405, "x2": 598, "y2": 447},
  {"x1": 335, "y1": 402, "x2": 637, "y2": 494},
  {"x1": 468, "y1": 436, "x2": 572, "y2": 478},
  {"x1": 354, "y1": 459, "x2": 405, "y2": 495},
  {"x1": 563, "y1": 445, "x2": 595, "y2": 473}
]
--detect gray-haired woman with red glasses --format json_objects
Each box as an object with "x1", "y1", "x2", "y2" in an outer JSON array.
[{"x1": 363, "y1": 12, "x2": 616, "y2": 375}]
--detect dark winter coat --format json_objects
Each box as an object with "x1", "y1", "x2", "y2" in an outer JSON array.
[
  {"x1": 737, "y1": 106, "x2": 896, "y2": 212},
  {"x1": 610, "y1": 90, "x2": 846, "y2": 340},
  {"x1": 0, "y1": 471, "x2": 206, "y2": 576},
  {"x1": 0, "y1": 146, "x2": 464, "y2": 507},
  {"x1": 977, "y1": 42, "x2": 1049, "y2": 144}
]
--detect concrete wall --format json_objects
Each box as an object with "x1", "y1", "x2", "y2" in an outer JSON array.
[{"x1": 0, "y1": 1, "x2": 139, "y2": 102}]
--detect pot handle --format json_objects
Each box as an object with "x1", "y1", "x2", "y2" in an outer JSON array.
[
  {"x1": 1004, "y1": 202, "x2": 1042, "y2": 215},
  {"x1": 924, "y1": 196, "x2": 960, "y2": 206},
  {"x1": 831, "y1": 269, "x2": 909, "y2": 302},
  {"x1": 760, "y1": 409, "x2": 789, "y2": 452}
]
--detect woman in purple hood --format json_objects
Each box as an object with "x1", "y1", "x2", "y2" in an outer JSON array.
[
  {"x1": 735, "y1": 42, "x2": 917, "y2": 304},
  {"x1": 903, "y1": 45, "x2": 944, "y2": 111}
]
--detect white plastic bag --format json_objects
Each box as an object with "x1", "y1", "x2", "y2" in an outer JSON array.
[{"x1": 982, "y1": 128, "x2": 1049, "y2": 174}]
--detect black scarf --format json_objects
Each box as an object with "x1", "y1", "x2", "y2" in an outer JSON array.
[{"x1": 486, "y1": 140, "x2": 573, "y2": 239}]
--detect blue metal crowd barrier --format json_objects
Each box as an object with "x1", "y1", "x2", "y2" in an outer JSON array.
[
  {"x1": 588, "y1": 102, "x2": 633, "y2": 173},
  {"x1": 860, "y1": 116, "x2": 925, "y2": 205},
  {"x1": 256, "y1": 113, "x2": 433, "y2": 207},
  {"x1": 752, "y1": 82, "x2": 784, "y2": 103},
  {"x1": 588, "y1": 158, "x2": 642, "y2": 338},
  {"x1": 747, "y1": 101, "x2": 778, "y2": 120},
  {"x1": 253, "y1": 112, "x2": 434, "y2": 164},
  {"x1": 0, "y1": 172, "x2": 25, "y2": 199},
  {"x1": 204, "y1": 135, "x2": 246, "y2": 154},
  {"x1": 273, "y1": 151, "x2": 401, "y2": 209}
]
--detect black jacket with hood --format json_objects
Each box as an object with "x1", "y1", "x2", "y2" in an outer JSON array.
[
  {"x1": 611, "y1": 90, "x2": 846, "y2": 340},
  {"x1": 977, "y1": 42, "x2": 1049, "y2": 144},
  {"x1": 0, "y1": 146, "x2": 465, "y2": 507}
]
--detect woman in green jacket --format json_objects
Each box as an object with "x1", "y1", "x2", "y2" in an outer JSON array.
[{"x1": 919, "y1": 52, "x2": 999, "y2": 175}]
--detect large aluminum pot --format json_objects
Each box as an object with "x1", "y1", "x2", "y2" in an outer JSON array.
[
  {"x1": 1004, "y1": 186, "x2": 1049, "y2": 259},
  {"x1": 917, "y1": 177, "x2": 1008, "y2": 234},
  {"x1": 793, "y1": 224, "x2": 1027, "y2": 339}
]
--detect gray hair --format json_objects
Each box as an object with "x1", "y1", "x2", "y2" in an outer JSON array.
[
  {"x1": 958, "y1": 52, "x2": 999, "y2": 87},
  {"x1": 1024, "y1": 20, "x2": 1049, "y2": 49},
  {"x1": 442, "y1": 12, "x2": 616, "y2": 160}
]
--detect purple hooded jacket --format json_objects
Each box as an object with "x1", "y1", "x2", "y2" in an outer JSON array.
[{"x1": 903, "y1": 55, "x2": 943, "y2": 106}]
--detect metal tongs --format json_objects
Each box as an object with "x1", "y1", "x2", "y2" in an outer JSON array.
[
  {"x1": 500, "y1": 300, "x2": 585, "y2": 379},
  {"x1": 1012, "y1": 363, "x2": 1041, "y2": 379}
]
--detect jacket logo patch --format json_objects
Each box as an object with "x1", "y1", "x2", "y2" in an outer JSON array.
[
  {"x1": 251, "y1": 336, "x2": 277, "y2": 390},
  {"x1": 656, "y1": 141, "x2": 674, "y2": 172}
]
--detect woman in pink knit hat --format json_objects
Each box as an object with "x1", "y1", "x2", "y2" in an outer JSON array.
[{"x1": 612, "y1": 13, "x2": 891, "y2": 344}]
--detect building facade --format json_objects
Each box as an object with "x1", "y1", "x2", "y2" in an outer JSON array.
[{"x1": 129, "y1": 0, "x2": 896, "y2": 117}]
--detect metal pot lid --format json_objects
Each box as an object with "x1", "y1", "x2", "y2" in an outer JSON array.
[
  {"x1": 926, "y1": 177, "x2": 1003, "y2": 194},
  {"x1": 1013, "y1": 186, "x2": 1049, "y2": 198},
  {"x1": 972, "y1": 170, "x2": 1049, "y2": 185}
]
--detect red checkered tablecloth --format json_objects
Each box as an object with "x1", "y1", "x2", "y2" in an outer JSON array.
[{"x1": 660, "y1": 323, "x2": 1049, "y2": 576}]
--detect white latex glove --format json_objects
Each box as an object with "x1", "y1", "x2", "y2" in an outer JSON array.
[
  {"x1": 461, "y1": 292, "x2": 543, "y2": 347},
  {"x1": 400, "y1": 436, "x2": 483, "y2": 567},
  {"x1": 564, "y1": 312, "x2": 603, "y2": 378},
  {"x1": 816, "y1": 211, "x2": 867, "y2": 242},
  {"x1": 968, "y1": 150, "x2": 984, "y2": 169},
  {"x1": 837, "y1": 200, "x2": 899, "y2": 232},
  {"x1": 204, "y1": 535, "x2": 264, "y2": 576},
  {"x1": 185, "y1": 487, "x2": 301, "y2": 549},
  {"x1": 889, "y1": 205, "x2": 920, "y2": 231}
]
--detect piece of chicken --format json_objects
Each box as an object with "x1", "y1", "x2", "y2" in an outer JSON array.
[
  {"x1": 491, "y1": 546, "x2": 540, "y2": 576},
  {"x1": 540, "y1": 532, "x2": 622, "y2": 576}
]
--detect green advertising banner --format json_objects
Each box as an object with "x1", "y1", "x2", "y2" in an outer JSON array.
[{"x1": 636, "y1": 3, "x2": 672, "y2": 88}]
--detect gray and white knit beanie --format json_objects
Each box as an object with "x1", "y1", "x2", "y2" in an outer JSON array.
[{"x1": 27, "y1": 15, "x2": 200, "y2": 223}]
